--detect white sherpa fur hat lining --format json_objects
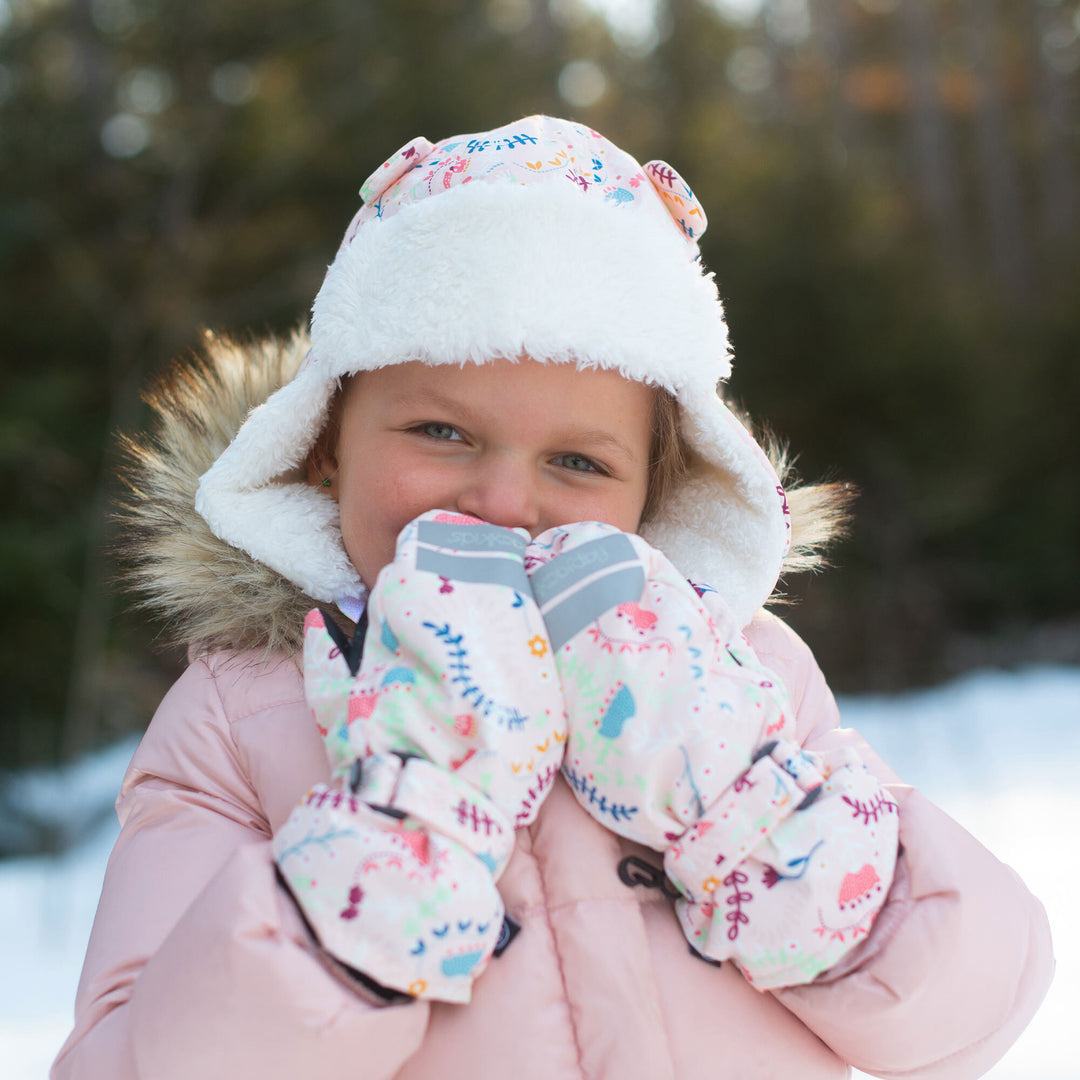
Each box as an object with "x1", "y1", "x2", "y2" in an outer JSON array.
[{"x1": 196, "y1": 115, "x2": 790, "y2": 629}]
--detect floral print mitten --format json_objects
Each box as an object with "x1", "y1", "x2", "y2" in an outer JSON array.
[
  {"x1": 273, "y1": 511, "x2": 567, "y2": 1003},
  {"x1": 525, "y1": 521, "x2": 899, "y2": 990}
]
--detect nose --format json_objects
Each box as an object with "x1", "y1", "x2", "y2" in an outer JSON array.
[{"x1": 455, "y1": 454, "x2": 542, "y2": 535}]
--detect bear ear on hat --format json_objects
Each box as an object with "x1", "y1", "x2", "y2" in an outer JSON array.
[
  {"x1": 359, "y1": 136, "x2": 436, "y2": 205},
  {"x1": 643, "y1": 160, "x2": 707, "y2": 243}
]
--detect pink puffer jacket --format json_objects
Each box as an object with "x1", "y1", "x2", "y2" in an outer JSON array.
[{"x1": 51, "y1": 611, "x2": 1052, "y2": 1080}]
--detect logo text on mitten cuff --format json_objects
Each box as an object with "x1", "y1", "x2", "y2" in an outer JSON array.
[
  {"x1": 530, "y1": 534, "x2": 646, "y2": 650},
  {"x1": 416, "y1": 521, "x2": 530, "y2": 590}
]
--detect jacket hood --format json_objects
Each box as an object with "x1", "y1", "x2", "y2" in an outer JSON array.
[
  {"x1": 114, "y1": 329, "x2": 320, "y2": 657},
  {"x1": 114, "y1": 330, "x2": 848, "y2": 655}
]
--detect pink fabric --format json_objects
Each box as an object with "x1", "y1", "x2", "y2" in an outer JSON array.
[
  {"x1": 52, "y1": 612, "x2": 1053, "y2": 1080},
  {"x1": 350, "y1": 115, "x2": 708, "y2": 247}
]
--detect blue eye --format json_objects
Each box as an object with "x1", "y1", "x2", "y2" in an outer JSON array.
[
  {"x1": 418, "y1": 422, "x2": 460, "y2": 441},
  {"x1": 556, "y1": 453, "x2": 601, "y2": 474}
]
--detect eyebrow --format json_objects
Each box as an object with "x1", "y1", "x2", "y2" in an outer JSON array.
[
  {"x1": 389, "y1": 390, "x2": 643, "y2": 463},
  {"x1": 555, "y1": 427, "x2": 641, "y2": 463},
  {"x1": 390, "y1": 388, "x2": 481, "y2": 420}
]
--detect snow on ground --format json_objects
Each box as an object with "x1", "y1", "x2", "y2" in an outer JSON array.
[
  {"x1": 0, "y1": 738, "x2": 140, "y2": 1080},
  {"x1": 2, "y1": 668, "x2": 1077, "y2": 1080},
  {"x1": 841, "y1": 667, "x2": 1078, "y2": 1080}
]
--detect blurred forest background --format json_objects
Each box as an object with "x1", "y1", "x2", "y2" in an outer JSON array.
[{"x1": 2, "y1": 0, "x2": 1078, "y2": 776}]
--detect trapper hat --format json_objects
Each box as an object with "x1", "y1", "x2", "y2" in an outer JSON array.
[{"x1": 196, "y1": 115, "x2": 790, "y2": 628}]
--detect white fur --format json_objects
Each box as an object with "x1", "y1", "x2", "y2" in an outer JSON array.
[
  {"x1": 196, "y1": 177, "x2": 788, "y2": 627},
  {"x1": 640, "y1": 393, "x2": 789, "y2": 626},
  {"x1": 311, "y1": 181, "x2": 730, "y2": 389},
  {"x1": 196, "y1": 367, "x2": 362, "y2": 602}
]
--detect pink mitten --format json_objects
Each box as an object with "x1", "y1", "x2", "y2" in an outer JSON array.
[
  {"x1": 274, "y1": 511, "x2": 567, "y2": 1002},
  {"x1": 525, "y1": 522, "x2": 898, "y2": 990}
]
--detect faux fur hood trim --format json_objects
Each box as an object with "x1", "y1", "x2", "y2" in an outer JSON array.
[
  {"x1": 113, "y1": 329, "x2": 321, "y2": 658},
  {"x1": 114, "y1": 330, "x2": 848, "y2": 655}
]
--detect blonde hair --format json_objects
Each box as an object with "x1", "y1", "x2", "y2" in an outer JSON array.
[{"x1": 641, "y1": 389, "x2": 688, "y2": 526}]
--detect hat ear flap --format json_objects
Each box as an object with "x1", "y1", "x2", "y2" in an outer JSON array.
[
  {"x1": 360, "y1": 136, "x2": 436, "y2": 206},
  {"x1": 643, "y1": 160, "x2": 708, "y2": 243}
]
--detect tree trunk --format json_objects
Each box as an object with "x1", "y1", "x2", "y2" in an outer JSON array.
[
  {"x1": 959, "y1": 0, "x2": 1032, "y2": 299},
  {"x1": 1033, "y1": 2, "x2": 1077, "y2": 249},
  {"x1": 898, "y1": 0, "x2": 965, "y2": 265}
]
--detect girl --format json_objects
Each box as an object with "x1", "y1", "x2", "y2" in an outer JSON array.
[{"x1": 53, "y1": 115, "x2": 1051, "y2": 1079}]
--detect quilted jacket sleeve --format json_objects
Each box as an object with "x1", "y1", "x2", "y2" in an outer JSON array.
[
  {"x1": 50, "y1": 658, "x2": 430, "y2": 1080},
  {"x1": 746, "y1": 612, "x2": 1054, "y2": 1080}
]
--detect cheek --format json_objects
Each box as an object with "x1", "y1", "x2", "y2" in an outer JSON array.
[
  {"x1": 557, "y1": 481, "x2": 648, "y2": 535},
  {"x1": 379, "y1": 467, "x2": 455, "y2": 525},
  {"x1": 339, "y1": 465, "x2": 456, "y2": 583},
  {"x1": 598, "y1": 465, "x2": 650, "y2": 533},
  {"x1": 337, "y1": 473, "x2": 398, "y2": 586},
  {"x1": 610, "y1": 486, "x2": 650, "y2": 533}
]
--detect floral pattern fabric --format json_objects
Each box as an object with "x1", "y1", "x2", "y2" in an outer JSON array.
[
  {"x1": 525, "y1": 521, "x2": 900, "y2": 990},
  {"x1": 343, "y1": 114, "x2": 708, "y2": 249},
  {"x1": 273, "y1": 511, "x2": 567, "y2": 1002}
]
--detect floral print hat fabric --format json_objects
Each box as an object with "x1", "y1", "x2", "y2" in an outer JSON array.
[{"x1": 349, "y1": 121, "x2": 707, "y2": 246}]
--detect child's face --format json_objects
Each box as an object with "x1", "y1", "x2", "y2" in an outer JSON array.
[{"x1": 321, "y1": 358, "x2": 654, "y2": 589}]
